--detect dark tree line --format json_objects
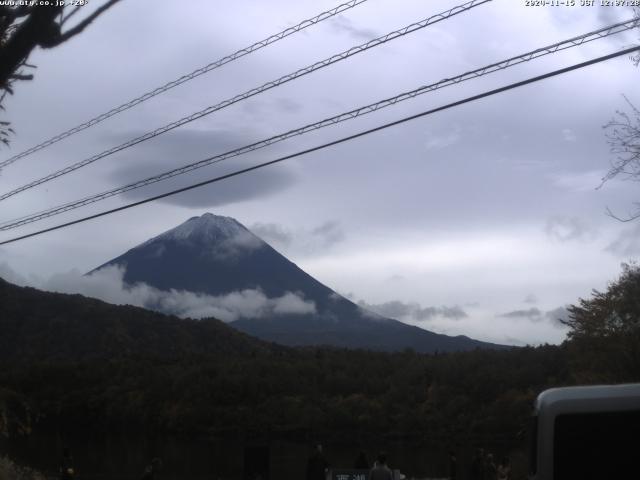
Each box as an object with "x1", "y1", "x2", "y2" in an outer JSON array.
[{"x1": 0, "y1": 345, "x2": 569, "y2": 444}]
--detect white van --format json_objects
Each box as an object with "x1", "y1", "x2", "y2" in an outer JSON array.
[{"x1": 529, "y1": 383, "x2": 640, "y2": 480}]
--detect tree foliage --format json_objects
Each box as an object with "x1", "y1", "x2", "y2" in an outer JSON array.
[{"x1": 563, "y1": 262, "x2": 640, "y2": 382}]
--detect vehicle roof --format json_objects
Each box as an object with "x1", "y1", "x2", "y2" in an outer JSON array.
[{"x1": 535, "y1": 383, "x2": 640, "y2": 413}]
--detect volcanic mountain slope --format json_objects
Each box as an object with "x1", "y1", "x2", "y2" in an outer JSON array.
[{"x1": 92, "y1": 213, "x2": 506, "y2": 352}]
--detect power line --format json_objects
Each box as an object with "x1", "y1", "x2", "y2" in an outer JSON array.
[
  {"x1": 1, "y1": 45, "x2": 637, "y2": 246},
  {"x1": 0, "y1": 0, "x2": 371, "y2": 170},
  {"x1": 0, "y1": 19, "x2": 636, "y2": 232},
  {"x1": 0, "y1": 0, "x2": 492, "y2": 203}
]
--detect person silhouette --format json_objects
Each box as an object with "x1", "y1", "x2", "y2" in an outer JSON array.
[
  {"x1": 497, "y1": 456, "x2": 511, "y2": 480},
  {"x1": 141, "y1": 458, "x2": 163, "y2": 480},
  {"x1": 470, "y1": 448, "x2": 485, "y2": 480},
  {"x1": 306, "y1": 444, "x2": 329, "y2": 480},
  {"x1": 59, "y1": 447, "x2": 74, "y2": 480},
  {"x1": 370, "y1": 452, "x2": 392, "y2": 480},
  {"x1": 485, "y1": 453, "x2": 497, "y2": 480},
  {"x1": 448, "y1": 450, "x2": 457, "y2": 480}
]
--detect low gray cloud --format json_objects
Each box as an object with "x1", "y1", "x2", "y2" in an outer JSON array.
[
  {"x1": 336, "y1": 291, "x2": 355, "y2": 300},
  {"x1": 504, "y1": 335, "x2": 527, "y2": 346},
  {"x1": 107, "y1": 128, "x2": 248, "y2": 160},
  {"x1": 108, "y1": 129, "x2": 297, "y2": 208},
  {"x1": 498, "y1": 307, "x2": 543, "y2": 322},
  {"x1": 606, "y1": 223, "x2": 640, "y2": 257},
  {"x1": 561, "y1": 128, "x2": 577, "y2": 142},
  {"x1": 424, "y1": 128, "x2": 462, "y2": 151},
  {"x1": 209, "y1": 229, "x2": 264, "y2": 261},
  {"x1": 387, "y1": 274, "x2": 405, "y2": 282},
  {"x1": 523, "y1": 293, "x2": 539, "y2": 304},
  {"x1": 499, "y1": 305, "x2": 571, "y2": 329},
  {"x1": 360, "y1": 300, "x2": 413, "y2": 318},
  {"x1": 545, "y1": 216, "x2": 597, "y2": 243},
  {"x1": 330, "y1": 15, "x2": 379, "y2": 40},
  {"x1": 274, "y1": 98, "x2": 303, "y2": 114},
  {"x1": 545, "y1": 306, "x2": 571, "y2": 330},
  {"x1": 413, "y1": 305, "x2": 468, "y2": 321},
  {"x1": 437, "y1": 305, "x2": 468, "y2": 320},
  {"x1": 312, "y1": 221, "x2": 345, "y2": 248},
  {"x1": 120, "y1": 164, "x2": 295, "y2": 209},
  {"x1": 0, "y1": 261, "x2": 29, "y2": 287},
  {"x1": 250, "y1": 222, "x2": 293, "y2": 247},
  {"x1": 248, "y1": 220, "x2": 345, "y2": 253},
  {"x1": 358, "y1": 299, "x2": 467, "y2": 322}
]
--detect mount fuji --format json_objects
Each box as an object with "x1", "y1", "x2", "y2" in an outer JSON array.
[{"x1": 92, "y1": 213, "x2": 504, "y2": 352}]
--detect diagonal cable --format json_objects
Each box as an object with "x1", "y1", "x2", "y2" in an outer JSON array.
[
  {"x1": 0, "y1": 0, "x2": 371, "y2": 169},
  {"x1": 1, "y1": 45, "x2": 638, "y2": 246},
  {"x1": 0, "y1": 0, "x2": 493, "y2": 202},
  {"x1": 0, "y1": 17, "x2": 637, "y2": 231}
]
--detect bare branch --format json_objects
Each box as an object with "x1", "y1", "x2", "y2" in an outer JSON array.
[
  {"x1": 0, "y1": 2, "x2": 121, "y2": 148},
  {"x1": 50, "y1": 0, "x2": 122, "y2": 47},
  {"x1": 606, "y1": 206, "x2": 640, "y2": 223},
  {"x1": 9, "y1": 73, "x2": 33, "y2": 81},
  {"x1": 603, "y1": 95, "x2": 640, "y2": 191},
  {"x1": 60, "y1": 5, "x2": 83, "y2": 27}
]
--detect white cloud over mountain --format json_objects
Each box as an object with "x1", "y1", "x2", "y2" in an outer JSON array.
[{"x1": 1, "y1": 262, "x2": 316, "y2": 322}]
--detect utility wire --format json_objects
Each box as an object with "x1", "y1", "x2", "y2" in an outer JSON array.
[
  {"x1": 0, "y1": 0, "x2": 492, "y2": 202},
  {"x1": 0, "y1": 19, "x2": 636, "y2": 231},
  {"x1": 1, "y1": 45, "x2": 637, "y2": 246},
  {"x1": 0, "y1": 0, "x2": 371, "y2": 170}
]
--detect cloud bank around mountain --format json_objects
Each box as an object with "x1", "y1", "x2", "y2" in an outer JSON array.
[
  {"x1": 358, "y1": 299, "x2": 468, "y2": 321},
  {"x1": 0, "y1": 262, "x2": 315, "y2": 322},
  {"x1": 498, "y1": 305, "x2": 571, "y2": 329},
  {"x1": 250, "y1": 220, "x2": 346, "y2": 255}
]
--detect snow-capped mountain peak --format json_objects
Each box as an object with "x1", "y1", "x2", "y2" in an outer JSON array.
[
  {"x1": 139, "y1": 213, "x2": 258, "y2": 248},
  {"x1": 165, "y1": 213, "x2": 245, "y2": 241}
]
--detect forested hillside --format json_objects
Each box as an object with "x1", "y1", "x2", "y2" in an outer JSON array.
[
  {"x1": 0, "y1": 278, "x2": 273, "y2": 361},
  {"x1": 1, "y1": 264, "x2": 638, "y2": 443}
]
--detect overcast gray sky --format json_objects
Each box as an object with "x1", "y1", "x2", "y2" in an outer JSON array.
[{"x1": 1, "y1": 0, "x2": 639, "y2": 345}]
